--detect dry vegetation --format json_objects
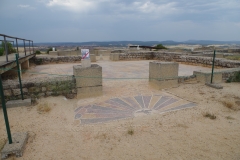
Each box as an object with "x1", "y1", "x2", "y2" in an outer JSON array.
[
  {"x1": 221, "y1": 99, "x2": 240, "y2": 111},
  {"x1": 0, "y1": 138, "x2": 6, "y2": 151},
  {"x1": 203, "y1": 112, "x2": 216, "y2": 120},
  {"x1": 37, "y1": 102, "x2": 51, "y2": 113},
  {"x1": 225, "y1": 55, "x2": 240, "y2": 61}
]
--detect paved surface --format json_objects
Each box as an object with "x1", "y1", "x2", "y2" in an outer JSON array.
[
  {"x1": 22, "y1": 60, "x2": 212, "y2": 80},
  {"x1": 21, "y1": 59, "x2": 204, "y2": 124},
  {"x1": 75, "y1": 94, "x2": 196, "y2": 124}
]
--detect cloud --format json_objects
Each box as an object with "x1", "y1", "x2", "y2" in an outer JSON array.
[
  {"x1": 18, "y1": 4, "x2": 35, "y2": 9},
  {"x1": 18, "y1": 4, "x2": 30, "y2": 8},
  {"x1": 45, "y1": 0, "x2": 100, "y2": 12}
]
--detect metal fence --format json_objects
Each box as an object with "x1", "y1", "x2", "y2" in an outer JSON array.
[{"x1": 0, "y1": 33, "x2": 34, "y2": 62}]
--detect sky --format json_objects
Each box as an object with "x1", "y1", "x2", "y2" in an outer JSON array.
[{"x1": 0, "y1": 0, "x2": 240, "y2": 42}]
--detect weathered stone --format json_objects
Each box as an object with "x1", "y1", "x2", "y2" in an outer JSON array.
[
  {"x1": 46, "y1": 92, "x2": 53, "y2": 96},
  {"x1": 4, "y1": 90, "x2": 12, "y2": 96},
  {"x1": 13, "y1": 89, "x2": 21, "y2": 96},
  {"x1": 42, "y1": 87, "x2": 47, "y2": 92},
  {"x1": 1, "y1": 132, "x2": 28, "y2": 159},
  {"x1": 73, "y1": 64, "x2": 102, "y2": 88},
  {"x1": 37, "y1": 93, "x2": 45, "y2": 97},
  {"x1": 28, "y1": 87, "x2": 40, "y2": 93},
  {"x1": 22, "y1": 88, "x2": 28, "y2": 93}
]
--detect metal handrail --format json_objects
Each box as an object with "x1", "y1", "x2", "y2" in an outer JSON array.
[{"x1": 0, "y1": 34, "x2": 34, "y2": 62}]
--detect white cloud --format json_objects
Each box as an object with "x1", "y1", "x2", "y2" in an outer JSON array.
[
  {"x1": 18, "y1": 4, "x2": 35, "y2": 9},
  {"x1": 18, "y1": 4, "x2": 30, "y2": 8},
  {"x1": 45, "y1": 0, "x2": 103, "y2": 12}
]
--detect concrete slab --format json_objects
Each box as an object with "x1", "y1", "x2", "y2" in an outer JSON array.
[
  {"x1": 6, "y1": 99, "x2": 31, "y2": 108},
  {"x1": 205, "y1": 83, "x2": 223, "y2": 89},
  {"x1": 1, "y1": 132, "x2": 28, "y2": 159},
  {"x1": 193, "y1": 71, "x2": 222, "y2": 83}
]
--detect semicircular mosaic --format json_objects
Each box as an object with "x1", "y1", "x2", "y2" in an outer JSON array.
[{"x1": 75, "y1": 94, "x2": 197, "y2": 124}]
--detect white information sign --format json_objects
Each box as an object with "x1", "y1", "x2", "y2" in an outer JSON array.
[{"x1": 81, "y1": 49, "x2": 90, "y2": 60}]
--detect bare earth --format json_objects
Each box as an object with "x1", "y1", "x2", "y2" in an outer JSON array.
[{"x1": 0, "y1": 60, "x2": 240, "y2": 159}]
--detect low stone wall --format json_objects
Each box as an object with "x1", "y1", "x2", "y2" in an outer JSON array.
[
  {"x1": 219, "y1": 68, "x2": 240, "y2": 81},
  {"x1": 118, "y1": 51, "x2": 240, "y2": 68},
  {"x1": 119, "y1": 51, "x2": 184, "y2": 61},
  {"x1": 177, "y1": 56, "x2": 240, "y2": 68},
  {"x1": 32, "y1": 56, "x2": 82, "y2": 65},
  {"x1": 2, "y1": 76, "x2": 76, "y2": 102}
]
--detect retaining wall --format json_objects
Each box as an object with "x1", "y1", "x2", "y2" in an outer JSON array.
[
  {"x1": 2, "y1": 76, "x2": 76, "y2": 102},
  {"x1": 32, "y1": 56, "x2": 82, "y2": 65},
  {"x1": 118, "y1": 51, "x2": 240, "y2": 68},
  {"x1": 177, "y1": 56, "x2": 240, "y2": 68}
]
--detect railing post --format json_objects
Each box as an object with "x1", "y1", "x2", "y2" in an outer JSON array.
[
  {"x1": 24, "y1": 40, "x2": 26, "y2": 56},
  {"x1": 16, "y1": 38, "x2": 19, "y2": 54},
  {"x1": 4, "y1": 36, "x2": 9, "y2": 62},
  {"x1": 28, "y1": 41, "x2": 31, "y2": 54},
  {"x1": 210, "y1": 50, "x2": 216, "y2": 84},
  {"x1": 32, "y1": 41, "x2": 34, "y2": 54},
  {"x1": 15, "y1": 54, "x2": 24, "y2": 100},
  {"x1": 0, "y1": 75, "x2": 12, "y2": 144}
]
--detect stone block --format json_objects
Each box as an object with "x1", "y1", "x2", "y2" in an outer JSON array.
[
  {"x1": 110, "y1": 53, "x2": 119, "y2": 61},
  {"x1": 81, "y1": 59, "x2": 91, "y2": 68},
  {"x1": 149, "y1": 61, "x2": 179, "y2": 90},
  {"x1": 193, "y1": 71, "x2": 222, "y2": 83},
  {"x1": 149, "y1": 62, "x2": 179, "y2": 81},
  {"x1": 73, "y1": 64, "x2": 102, "y2": 88},
  {"x1": 4, "y1": 90, "x2": 12, "y2": 96},
  {"x1": 49, "y1": 51, "x2": 58, "y2": 56},
  {"x1": 6, "y1": 99, "x2": 31, "y2": 108},
  {"x1": 90, "y1": 54, "x2": 96, "y2": 62},
  {"x1": 150, "y1": 79, "x2": 179, "y2": 90},
  {"x1": 13, "y1": 89, "x2": 21, "y2": 96},
  {"x1": 42, "y1": 87, "x2": 47, "y2": 92},
  {"x1": 77, "y1": 86, "x2": 102, "y2": 99},
  {"x1": 28, "y1": 87, "x2": 40, "y2": 93},
  {"x1": 1, "y1": 132, "x2": 28, "y2": 159}
]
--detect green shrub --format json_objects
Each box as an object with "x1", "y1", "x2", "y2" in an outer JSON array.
[
  {"x1": 156, "y1": 44, "x2": 167, "y2": 50},
  {"x1": 35, "y1": 50, "x2": 41, "y2": 54},
  {"x1": 226, "y1": 72, "x2": 240, "y2": 83},
  {"x1": 1, "y1": 42, "x2": 16, "y2": 54}
]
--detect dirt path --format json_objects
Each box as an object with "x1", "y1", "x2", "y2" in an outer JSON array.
[{"x1": 1, "y1": 81, "x2": 240, "y2": 160}]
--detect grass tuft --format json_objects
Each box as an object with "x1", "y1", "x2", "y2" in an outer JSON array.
[
  {"x1": 203, "y1": 112, "x2": 216, "y2": 120},
  {"x1": 0, "y1": 138, "x2": 7, "y2": 151},
  {"x1": 226, "y1": 116, "x2": 235, "y2": 120},
  {"x1": 37, "y1": 102, "x2": 51, "y2": 113},
  {"x1": 127, "y1": 128, "x2": 134, "y2": 135}
]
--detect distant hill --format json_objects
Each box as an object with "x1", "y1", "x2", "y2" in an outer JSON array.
[{"x1": 33, "y1": 40, "x2": 240, "y2": 47}]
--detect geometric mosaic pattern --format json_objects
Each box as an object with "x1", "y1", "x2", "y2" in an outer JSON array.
[{"x1": 75, "y1": 94, "x2": 197, "y2": 124}]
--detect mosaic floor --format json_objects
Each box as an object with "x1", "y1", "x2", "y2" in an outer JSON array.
[{"x1": 75, "y1": 94, "x2": 197, "y2": 124}]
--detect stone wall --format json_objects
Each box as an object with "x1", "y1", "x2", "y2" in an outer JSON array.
[
  {"x1": 118, "y1": 51, "x2": 240, "y2": 68},
  {"x1": 119, "y1": 51, "x2": 184, "y2": 61},
  {"x1": 32, "y1": 56, "x2": 82, "y2": 65},
  {"x1": 2, "y1": 76, "x2": 76, "y2": 101},
  {"x1": 177, "y1": 56, "x2": 240, "y2": 68}
]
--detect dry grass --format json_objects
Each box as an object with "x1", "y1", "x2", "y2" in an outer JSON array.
[
  {"x1": 127, "y1": 127, "x2": 134, "y2": 135},
  {"x1": 0, "y1": 138, "x2": 7, "y2": 151},
  {"x1": 37, "y1": 103, "x2": 51, "y2": 113},
  {"x1": 226, "y1": 116, "x2": 235, "y2": 120},
  {"x1": 203, "y1": 112, "x2": 216, "y2": 120},
  {"x1": 221, "y1": 100, "x2": 239, "y2": 111},
  {"x1": 225, "y1": 55, "x2": 240, "y2": 61}
]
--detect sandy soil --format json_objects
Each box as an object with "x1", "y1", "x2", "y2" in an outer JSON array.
[{"x1": 0, "y1": 80, "x2": 240, "y2": 159}]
